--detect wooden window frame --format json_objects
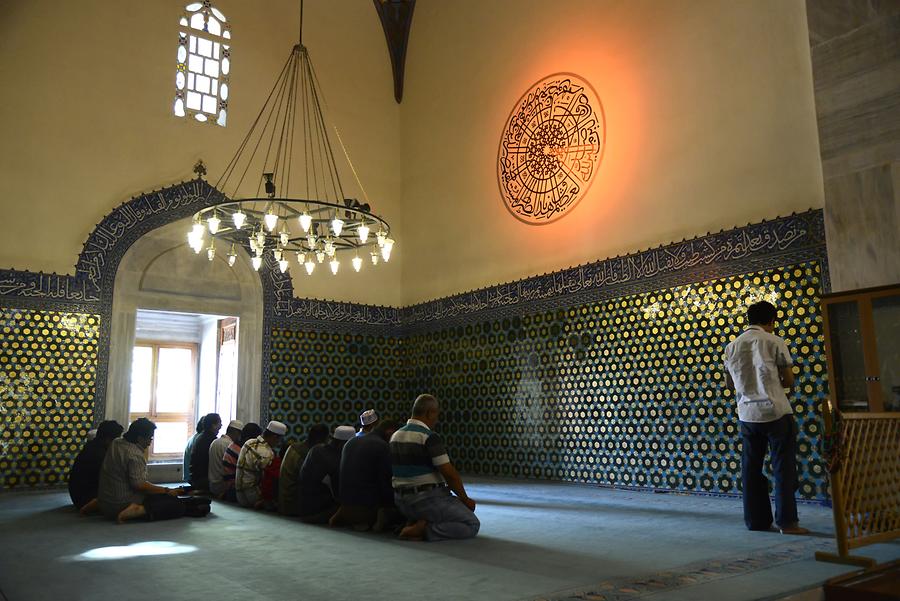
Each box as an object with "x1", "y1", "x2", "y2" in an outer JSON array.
[{"x1": 129, "y1": 340, "x2": 199, "y2": 460}]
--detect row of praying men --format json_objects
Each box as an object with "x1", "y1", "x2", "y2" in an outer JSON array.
[{"x1": 68, "y1": 394, "x2": 480, "y2": 540}]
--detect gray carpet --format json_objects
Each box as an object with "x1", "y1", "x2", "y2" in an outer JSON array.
[{"x1": 1, "y1": 478, "x2": 897, "y2": 601}]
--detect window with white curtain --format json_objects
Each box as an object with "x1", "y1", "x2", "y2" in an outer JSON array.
[{"x1": 174, "y1": 1, "x2": 231, "y2": 126}]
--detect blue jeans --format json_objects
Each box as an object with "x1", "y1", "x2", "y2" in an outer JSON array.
[
  {"x1": 394, "y1": 487, "x2": 480, "y2": 541},
  {"x1": 740, "y1": 414, "x2": 799, "y2": 529}
]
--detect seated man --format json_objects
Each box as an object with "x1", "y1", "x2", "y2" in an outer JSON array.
[
  {"x1": 356, "y1": 409, "x2": 379, "y2": 437},
  {"x1": 222, "y1": 423, "x2": 261, "y2": 501},
  {"x1": 390, "y1": 394, "x2": 479, "y2": 541},
  {"x1": 330, "y1": 419, "x2": 403, "y2": 531},
  {"x1": 182, "y1": 416, "x2": 205, "y2": 484},
  {"x1": 297, "y1": 425, "x2": 355, "y2": 523},
  {"x1": 279, "y1": 423, "x2": 328, "y2": 516},
  {"x1": 189, "y1": 413, "x2": 222, "y2": 491},
  {"x1": 68, "y1": 420, "x2": 124, "y2": 514},
  {"x1": 208, "y1": 420, "x2": 243, "y2": 498},
  {"x1": 235, "y1": 420, "x2": 286, "y2": 509},
  {"x1": 98, "y1": 418, "x2": 194, "y2": 523}
]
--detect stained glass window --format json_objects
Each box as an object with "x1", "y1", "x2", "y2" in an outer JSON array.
[{"x1": 174, "y1": 1, "x2": 230, "y2": 126}]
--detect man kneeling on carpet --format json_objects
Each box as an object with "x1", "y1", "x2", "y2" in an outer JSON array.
[
  {"x1": 390, "y1": 394, "x2": 479, "y2": 541},
  {"x1": 235, "y1": 420, "x2": 287, "y2": 509},
  {"x1": 98, "y1": 418, "x2": 210, "y2": 523}
]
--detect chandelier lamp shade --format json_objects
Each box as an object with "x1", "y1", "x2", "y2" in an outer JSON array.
[{"x1": 187, "y1": 1, "x2": 394, "y2": 275}]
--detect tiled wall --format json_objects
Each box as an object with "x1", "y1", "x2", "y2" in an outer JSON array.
[
  {"x1": 0, "y1": 308, "x2": 99, "y2": 489},
  {"x1": 267, "y1": 328, "x2": 407, "y2": 442},
  {"x1": 0, "y1": 262, "x2": 828, "y2": 501},
  {"x1": 403, "y1": 261, "x2": 828, "y2": 500}
]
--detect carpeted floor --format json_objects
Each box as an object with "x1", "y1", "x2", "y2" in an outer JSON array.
[{"x1": 0, "y1": 478, "x2": 897, "y2": 601}]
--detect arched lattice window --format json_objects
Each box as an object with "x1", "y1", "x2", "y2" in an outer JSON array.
[{"x1": 174, "y1": 1, "x2": 231, "y2": 126}]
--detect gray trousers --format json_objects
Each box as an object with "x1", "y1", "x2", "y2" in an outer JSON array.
[{"x1": 394, "y1": 487, "x2": 480, "y2": 541}]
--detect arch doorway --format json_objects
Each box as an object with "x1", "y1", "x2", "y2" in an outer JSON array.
[{"x1": 105, "y1": 218, "x2": 263, "y2": 459}]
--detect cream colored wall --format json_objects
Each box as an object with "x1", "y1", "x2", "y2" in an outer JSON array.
[
  {"x1": 0, "y1": 0, "x2": 403, "y2": 306},
  {"x1": 399, "y1": 0, "x2": 824, "y2": 305}
]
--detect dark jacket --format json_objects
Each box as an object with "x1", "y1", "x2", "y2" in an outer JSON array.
[
  {"x1": 339, "y1": 433, "x2": 393, "y2": 507},
  {"x1": 68, "y1": 438, "x2": 110, "y2": 508},
  {"x1": 298, "y1": 442, "x2": 342, "y2": 516},
  {"x1": 189, "y1": 430, "x2": 218, "y2": 487}
]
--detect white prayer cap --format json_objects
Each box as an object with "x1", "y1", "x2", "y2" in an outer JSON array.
[
  {"x1": 87, "y1": 429, "x2": 98, "y2": 440},
  {"x1": 227, "y1": 420, "x2": 244, "y2": 430},
  {"x1": 266, "y1": 420, "x2": 288, "y2": 436},
  {"x1": 333, "y1": 425, "x2": 356, "y2": 441},
  {"x1": 359, "y1": 409, "x2": 379, "y2": 426}
]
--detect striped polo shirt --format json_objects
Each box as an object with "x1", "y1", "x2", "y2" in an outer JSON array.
[{"x1": 390, "y1": 419, "x2": 450, "y2": 488}]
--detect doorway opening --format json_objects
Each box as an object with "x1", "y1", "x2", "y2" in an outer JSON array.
[{"x1": 128, "y1": 309, "x2": 239, "y2": 461}]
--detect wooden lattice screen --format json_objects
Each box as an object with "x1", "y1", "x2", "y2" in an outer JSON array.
[{"x1": 817, "y1": 411, "x2": 900, "y2": 567}]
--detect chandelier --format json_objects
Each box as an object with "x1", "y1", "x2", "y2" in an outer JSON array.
[{"x1": 187, "y1": 1, "x2": 394, "y2": 276}]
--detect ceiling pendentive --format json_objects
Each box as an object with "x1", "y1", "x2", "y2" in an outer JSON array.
[{"x1": 373, "y1": 0, "x2": 415, "y2": 104}]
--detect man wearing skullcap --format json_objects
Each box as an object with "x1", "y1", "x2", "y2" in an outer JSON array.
[
  {"x1": 297, "y1": 425, "x2": 355, "y2": 523},
  {"x1": 208, "y1": 419, "x2": 243, "y2": 498},
  {"x1": 356, "y1": 409, "x2": 379, "y2": 437},
  {"x1": 235, "y1": 420, "x2": 286, "y2": 509}
]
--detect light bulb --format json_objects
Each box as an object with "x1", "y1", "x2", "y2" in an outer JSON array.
[
  {"x1": 376, "y1": 230, "x2": 386, "y2": 247},
  {"x1": 207, "y1": 214, "x2": 221, "y2": 234},
  {"x1": 357, "y1": 223, "x2": 370, "y2": 243},
  {"x1": 324, "y1": 239, "x2": 335, "y2": 257},
  {"x1": 278, "y1": 259, "x2": 289, "y2": 273},
  {"x1": 256, "y1": 230, "x2": 266, "y2": 248},
  {"x1": 296, "y1": 252, "x2": 305, "y2": 264},
  {"x1": 207, "y1": 245, "x2": 215, "y2": 261},
  {"x1": 381, "y1": 237, "x2": 394, "y2": 262},
  {"x1": 264, "y1": 211, "x2": 278, "y2": 231},
  {"x1": 274, "y1": 250, "x2": 283, "y2": 263},
  {"x1": 228, "y1": 253, "x2": 236, "y2": 267},
  {"x1": 371, "y1": 252, "x2": 379, "y2": 265},
  {"x1": 331, "y1": 218, "x2": 344, "y2": 237},
  {"x1": 330, "y1": 258, "x2": 339, "y2": 275},
  {"x1": 316, "y1": 251, "x2": 325, "y2": 263},
  {"x1": 279, "y1": 230, "x2": 289, "y2": 247},
  {"x1": 352, "y1": 256, "x2": 362, "y2": 272},
  {"x1": 232, "y1": 210, "x2": 246, "y2": 229},
  {"x1": 249, "y1": 238, "x2": 258, "y2": 253},
  {"x1": 298, "y1": 212, "x2": 312, "y2": 232},
  {"x1": 192, "y1": 222, "x2": 205, "y2": 237},
  {"x1": 304, "y1": 259, "x2": 315, "y2": 275},
  {"x1": 251, "y1": 256, "x2": 262, "y2": 270},
  {"x1": 307, "y1": 234, "x2": 317, "y2": 250}
]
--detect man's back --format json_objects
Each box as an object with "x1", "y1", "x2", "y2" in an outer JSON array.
[
  {"x1": 99, "y1": 438, "x2": 145, "y2": 509},
  {"x1": 278, "y1": 441, "x2": 310, "y2": 514},
  {"x1": 68, "y1": 439, "x2": 107, "y2": 507},
  {"x1": 298, "y1": 443, "x2": 340, "y2": 514},
  {"x1": 235, "y1": 436, "x2": 273, "y2": 492},
  {"x1": 724, "y1": 326, "x2": 793, "y2": 423},
  {"x1": 339, "y1": 434, "x2": 392, "y2": 507},
  {"x1": 390, "y1": 419, "x2": 448, "y2": 488}
]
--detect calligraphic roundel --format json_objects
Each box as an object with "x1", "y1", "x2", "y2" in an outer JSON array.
[{"x1": 497, "y1": 73, "x2": 605, "y2": 225}]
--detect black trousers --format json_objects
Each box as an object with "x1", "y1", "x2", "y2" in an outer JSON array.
[
  {"x1": 143, "y1": 494, "x2": 186, "y2": 521},
  {"x1": 740, "y1": 414, "x2": 799, "y2": 530}
]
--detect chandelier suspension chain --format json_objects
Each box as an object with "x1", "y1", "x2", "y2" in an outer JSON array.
[
  {"x1": 215, "y1": 52, "x2": 293, "y2": 197},
  {"x1": 307, "y1": 48, "x2": 372, "y2": 205},
  {"x1": 304, "y1": 50, "x2": 345, "y2": 204}
]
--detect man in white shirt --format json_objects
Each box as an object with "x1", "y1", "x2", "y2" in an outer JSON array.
[
  {"x1": 724, "y1": 301, "x2": 808, "y2": 535},
  {"x1": 208, "y1": 420, "x2": 243, "y2": 498}
]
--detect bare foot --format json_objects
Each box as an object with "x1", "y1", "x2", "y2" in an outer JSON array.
[
  {"x1": 399, "y1": 519, "x2": 427, "y2": 541},
  {"x1": 79, "y1": 499, "x2": 99, "y2": 516},
  {"x1": 116, "y1": 503, "x2": 147, "y2": 524}
]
